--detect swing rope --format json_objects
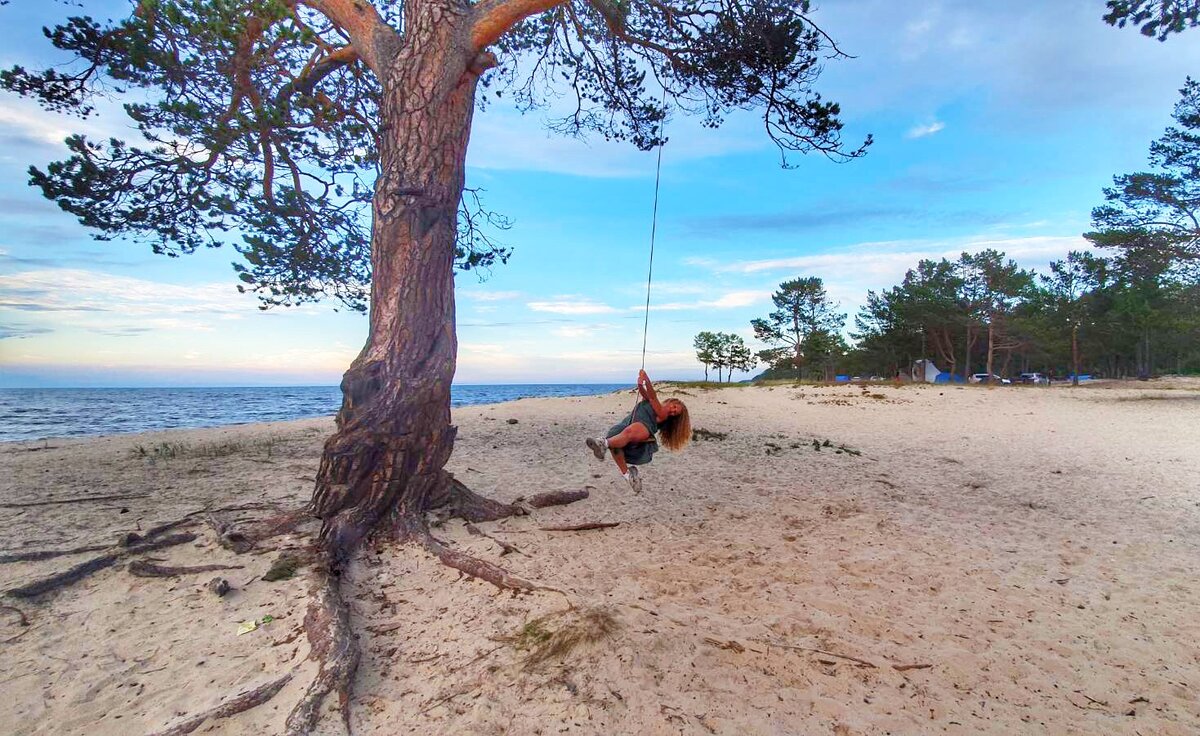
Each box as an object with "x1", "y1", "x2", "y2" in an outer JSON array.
[{"x1": 638, "y1": 92, "x2": 668, "y2": 372}]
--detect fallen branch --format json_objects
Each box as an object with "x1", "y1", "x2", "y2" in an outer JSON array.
[
  {"x1": 0, "y1": 544, "x2": 112, "y2": 564},
  {"x1": 892, "y1": 663, "x2": 933, "y2": 672},
  {"x1": 149, "y1": 671, "x2": 294, "y2": 736},
  {"x1": 0, "y1": 493, "x2": 150, "y2": 509},
  {"x1": 0, "y1": 604, "x2": 29, "y2": 628},
  {"x1": 538, "y1": 522, "x2": 620, "y2": 532},
  {"x1": 525, "y1": 489, "x2": 589, "y2": 509},
  {"x1": 128, "y1": 560, "x2": 245, "y2": 578},
  {"x1": 464, "y1": 522, "x2": 524, "y2": 556},
  {"x1": 6, "y1": 533, "x2": 197, "y2": 599},
  {"x1": 754, "y1": 639, "x2": 877, "y2": 668}
]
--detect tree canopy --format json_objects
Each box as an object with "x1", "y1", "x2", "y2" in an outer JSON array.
[
  {"x1": 1086, "y1": 78, "x2": 1200, "y2": 266},
  {"x1": 3, "y1": 0, "x2": 869, "y2": 312}
]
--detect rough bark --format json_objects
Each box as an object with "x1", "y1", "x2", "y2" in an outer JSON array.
[{"x1": 309, "y1": 5, "x2": 499, "y2": 566}]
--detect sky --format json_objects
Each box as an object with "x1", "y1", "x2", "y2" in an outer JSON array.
[{"x1": 1, "y1": 1, "x2": 1198, "y2": 387}]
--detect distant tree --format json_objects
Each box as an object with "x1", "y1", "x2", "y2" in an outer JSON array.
[
  {"x1": 751, "y1": 277, "x2": 845, "y2": 375},
  {"x1": 1086, "y1": 79, "x2": 1200, "y2": 265},
  {"x1": 725, "y1": 335, "x2": 757, "y2": 381},
  {"x1": 893, "y1": 259, "x2": 963, "y2": 376},
  {"x1": 2, "y1": 0, "x2": 870, "y2": 728},
  {"x1": 802, "y1": 328, "x2": 847, "y2": 381},
  {"x1": 693, "y1": 331, "x2": 721, "y2": 382},
  {"x1": 1039, "y1": 251, "x2": 1107, "y2": 385},
  {"x1": 1103, "y1": 0, "x2": 1200, "y2": 39},
  {"x1": 706, "y1": 331, "x2": 753, "y2": 382},
  {"x1": 958, "y1": 250, "x2": 1035, "y2": 383}
]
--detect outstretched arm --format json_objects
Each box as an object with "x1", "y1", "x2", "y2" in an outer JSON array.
[{"x1": 637, "y1": 369, "x2": 665, "y2": 417}]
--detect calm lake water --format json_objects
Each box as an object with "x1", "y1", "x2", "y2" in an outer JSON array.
[{"x1": 0, "y1": 384, "x2": 626, "y2": 442}]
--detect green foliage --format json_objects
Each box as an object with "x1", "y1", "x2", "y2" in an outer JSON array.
[
  {"x1": 1086, "y1": 79, "x2": 1200, "y2": 266},
  {"x1": 751, "y1": 277, "x2": 845, "y2": 374},
  {"x1": 693, "y1": 330, "x2": 756, "y2": 382},
  {"x1": 1104, "y1": 0, "x2": 1200, "y2": 40}
]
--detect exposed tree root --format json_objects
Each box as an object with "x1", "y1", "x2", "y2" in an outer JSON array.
[
  {"x1": 243, "y1": 508, "x2": 315, "y2": 542},
  {"x1": 5, "y1": 533, "x2": 197, "y2": 600},
  {"x1": 127, "y1": 560, "x2": 245, "y2": 578},
  {"x1": 464, "y1": 522, "x2": 523, "y2": 556},
  {"x1": 435, "y1": 474, "x2": 527, "y2": 522},
  {"x1": 284, "y1": 566, "x2": 360, "y2": 736},
  {"x1": 149, "y1": 670, "x2": 295, "y2": 736},
  {"x1": 205, "y1": 512, "x2": 256, "y2": 553},
  {"x1": 524, "y1": 488, "x2": 590, "y2": 509},
  {"x1": 421, "y1": 529, "x2": 542, "y2": 591},
  {"x1": 539, "y1": 522, "x2": 620, "y2": 532},
  {"x1": 0, "y1": 544, "x2": 112, "y2": 564},
  {"x1": 0, "y1": 492, "x2": 150, "y2": 509}
]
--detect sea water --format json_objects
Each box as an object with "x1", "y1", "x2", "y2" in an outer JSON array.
[{"x1": 0, "y1": 384, "x2": 626, "y2": 442}]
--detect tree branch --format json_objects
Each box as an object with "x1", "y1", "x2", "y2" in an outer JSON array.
[
  {"x1": 297, "y1": 0, "x2": 399, "y2": 74},
  {"x1": 473, "y1": 0, "x2": 569, "y2": 50}
]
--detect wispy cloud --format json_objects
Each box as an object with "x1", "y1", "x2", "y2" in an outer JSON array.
[
  {"x1": 459, "y1": 288, "x2": 523, "y2": 302},
  {"x1": 0, "y1": 268, "x2": 248, "y2": 317},
  {"x1": 0, "y1": 325, "x2": 53, "y2": 340},
  {"x1": 649, "y1": 289, "x2": 772, "y2": 311},
  {"x1": 527, "y1": 298, "x2": 620, "y2": 315},
  {"x1": 905, "y1": 121, "x2": 945, "y2": 139}
]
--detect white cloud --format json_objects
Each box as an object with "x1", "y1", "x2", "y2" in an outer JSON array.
[
  {"x1": 647, "y1": 289, "x2": 772, "y2": 311},
  {"x1": 905, "y1": 121, "x2": 945, "y2": 139},
  {"x1": 459, "y1": 288, "x2": 523, "y2": 302},
  {"x1": 0, "y1": 106, "x2": 73, "y2": 148},
  {"x1": 527, "y1": 298, "x2": 619, "y2": 315},
  {"x1": 0, "y1": 268, "x2": 249, "y2": 316}
]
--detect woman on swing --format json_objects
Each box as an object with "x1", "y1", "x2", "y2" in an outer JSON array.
[{"x1": 585, "y1": 369, "x2": 691, "y2": 492}]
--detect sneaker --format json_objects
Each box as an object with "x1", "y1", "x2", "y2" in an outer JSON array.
[
  {"x1": 586, "y1": 437, "x2": 607, "y2": 460},
  {"x1": 627, "y1": 465, "x2": 642, "y2": 493}
]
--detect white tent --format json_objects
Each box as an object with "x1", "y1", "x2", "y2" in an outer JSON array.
[{"x1": 911, "y1": 359, "x2": 940, "y2": 383}]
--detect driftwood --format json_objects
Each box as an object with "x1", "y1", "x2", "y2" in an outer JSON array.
[
  {"x1": 6, "y1": 533, "x2": 197, "y2": 599},
  {"x1": 538, "y1": 522, "x2": 620, "y2": 532},
  {"x1": 892, "y1": 663, "x2": 933, "y2": 672},
  {"x1": 149, "y1": 671, "x2": 295, "y2": 736},
  {"x1": 754, "y1": 639, "x2": 877, "y2": 668},
  {"x1": 0, "y1": 544, "x2": 111, "y2": 564},
  {"x1": 524, "y1": 489, "x2": 589, "y2": 509},
  {"x1": 127, "y1": 560, "x2": 245, "y2": 578},
  {"x1": 0, "y1": 493, "x2": 150, "y2": 509}
]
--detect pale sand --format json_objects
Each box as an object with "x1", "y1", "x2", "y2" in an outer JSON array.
[{"x1": 2, "y1": 381, "x2": 1199, "y2": 735}]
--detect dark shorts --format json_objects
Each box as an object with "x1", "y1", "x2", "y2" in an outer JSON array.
[{"x1": 606, "y1": 422, "x2": 658, "y2": 466}]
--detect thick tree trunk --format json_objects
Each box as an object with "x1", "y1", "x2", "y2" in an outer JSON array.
[{"x1": 308, "y1": 10, "x2": 503, "y2": 565}]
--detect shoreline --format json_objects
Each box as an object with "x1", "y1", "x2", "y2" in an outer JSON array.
[{"x1": 0, "y1": 383, "x2": 632, "y2": 444}]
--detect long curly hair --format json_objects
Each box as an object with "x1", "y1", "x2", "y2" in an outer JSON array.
[{"x1": 658, "y1": 398, "x2": 691, "y2": 451}]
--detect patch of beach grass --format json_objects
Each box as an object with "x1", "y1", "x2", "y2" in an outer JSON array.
[
  {"x1": 503, "y1": 607, "x2": 619, "y2": 669},
  {"x1": 130, "y1": 435, "x2": 282, "y2": 461}
]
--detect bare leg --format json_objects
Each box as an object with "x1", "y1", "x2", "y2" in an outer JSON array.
[
  {"x1": 611, "y1": 448, "x2": 628, "y2": 475},
  {"x1": 605, "y1": 424, "x2": 651, "y2": 450}
]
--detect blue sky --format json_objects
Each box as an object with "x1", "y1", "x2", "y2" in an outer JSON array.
[{"x1": 1, "y1": 1, "x2": 1198, "y2": 387}]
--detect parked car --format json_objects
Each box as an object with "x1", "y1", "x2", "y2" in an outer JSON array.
[
  {"x1": 970, "y1": 373, "x2": 1011, "y2": 385},
  {"x1": 1018, "y1": 372, "x2": 1049, "y2": 385}
]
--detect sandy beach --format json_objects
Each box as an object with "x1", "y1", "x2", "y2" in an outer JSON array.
[{"x1": 1, "y1": 381, "x2": 1198, "y2": 735}]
